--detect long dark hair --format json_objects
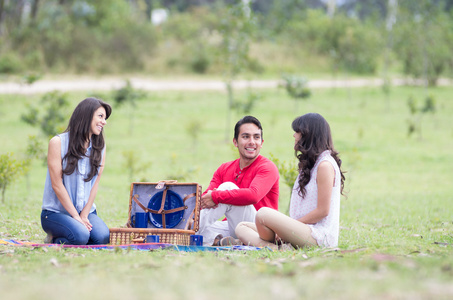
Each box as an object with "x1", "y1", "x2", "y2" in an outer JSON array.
[
  {"x1": 62, "y1": 97, "x2": 112, "y2": 182},
  {"x1": 292, "y1": 113, "x2": 345, "y2": 197}
]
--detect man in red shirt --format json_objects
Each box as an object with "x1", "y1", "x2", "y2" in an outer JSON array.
[{"x1": 198, "y1": 116, "x2": 280, "y2": 245}]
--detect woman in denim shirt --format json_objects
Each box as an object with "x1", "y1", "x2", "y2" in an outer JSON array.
[{"x1": 41, "y1": 98, "x2": 112, "y2": 245}]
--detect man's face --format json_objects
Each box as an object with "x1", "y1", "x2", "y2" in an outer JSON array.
[{"x1": 233, "y1": 123, "x2": 263, "y2": 163}]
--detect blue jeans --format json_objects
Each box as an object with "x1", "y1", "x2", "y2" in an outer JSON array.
[{"x1": 41, "y1": 210, "x2": 110, "y2": 245}]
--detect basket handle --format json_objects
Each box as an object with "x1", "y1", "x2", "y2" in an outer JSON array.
[
  {"x1": 182, "y1": 193, "x2": 196, "y2": 202},
  {"x1": 132, "y1": 194, "x2": 148, "y2": 212},
  {"x1": 157, "y1": 187, "x2": 169, "y2": 214},
  {"x1": 155, "y1": 180, "x2": 178, "y2": 190}
]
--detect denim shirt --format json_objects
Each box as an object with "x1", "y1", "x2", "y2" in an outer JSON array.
[{"x1": 42, "y1": 132, "x2": 103, "y2": 214}]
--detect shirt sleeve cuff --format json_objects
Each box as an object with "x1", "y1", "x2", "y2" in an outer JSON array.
[{"x1": 211, "y1": 191, "x2": 220, "y2": 205}]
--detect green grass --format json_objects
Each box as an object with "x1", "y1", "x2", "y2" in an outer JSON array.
[{"x1": 1, "y1": 83, "x2": 452, "y2": 299}]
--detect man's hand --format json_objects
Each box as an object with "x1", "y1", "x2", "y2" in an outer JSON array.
[{"x1": 201, "y1": 190, "x2": 217, "y2": 209}]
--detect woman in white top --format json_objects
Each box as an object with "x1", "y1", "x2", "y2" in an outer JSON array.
[{"x1": 235, "y1": 113, "x2": 345, "y2": 249}]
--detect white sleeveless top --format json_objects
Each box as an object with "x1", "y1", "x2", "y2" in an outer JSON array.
[{"x1": 289, "y1": 150, "x2": 341, "y2": 247}]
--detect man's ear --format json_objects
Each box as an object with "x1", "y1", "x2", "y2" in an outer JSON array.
[{"x1": 233, "y1": 138, "x2": 238, "y2": 147}]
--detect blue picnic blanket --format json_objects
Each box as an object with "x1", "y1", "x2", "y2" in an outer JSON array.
[{"x1": 0, "y1": 239, "x2": 266, "y2": 252}]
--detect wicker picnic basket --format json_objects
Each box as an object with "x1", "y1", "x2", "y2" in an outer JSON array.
[{"x1": 109, "y1": 181, "x2": 202, "y2": 245}]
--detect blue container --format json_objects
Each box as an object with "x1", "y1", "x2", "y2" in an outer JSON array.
[
  {"x1": 146, "y1": 235, "x2": 160, "y2": 243},
  {"x1": 134, "y1": 212, "x2": 148, "y2": 228},
  {"x1": 189, "y1": 234, "x2": 203, "y2": 246}
]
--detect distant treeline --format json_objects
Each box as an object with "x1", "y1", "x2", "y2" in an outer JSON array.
[{"x1": 1, "y1": 0, "x2": 452, "y2": 84}]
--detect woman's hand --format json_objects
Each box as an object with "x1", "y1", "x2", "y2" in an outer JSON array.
[
  {"x1": 78, "y1": 213, "x2": 92, "y2": 231},
  {"x1": 275, "y1": 233, "x2": 283, "y2": 245}
]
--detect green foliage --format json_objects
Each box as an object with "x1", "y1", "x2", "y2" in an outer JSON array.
[
  {"x1": 216, "y1": 2, "x2": 257, "y2": 140},
  {"x1": 2, "y1": 0, "x2": 453, "y2": 78},
  {"x1": 21, "y1": 135, "x2": 45, "y2": 191},
  {"x1": 112, "y1": 80, "x2": 146, "y2": 108},
  {"x1": 21, "y1": 72, "x2": 42, "y2": 85},
  {"x1": 0, "y1": 153, "x2": 25, "y2": 203},
  {"x1": 165, "y1": 153, "x2": 199, "y2": 182},
  {"x1": 232, "y1": 89, "x2": 260, "y2": 115},
  {"x1": 160, "y1": 9, "x2": 203, "y2": 42},
  {"x1": 407, "y1": 95, "x2": 436, "y2": 139},
  {"x1": 280, "y1": 74, "x2": 311, "y2": 112},
  {"x1": 269, "y1": 153, "x2": 298, "y2": 201},
  {"x1": 5, "y1": 0, "x2": 158, "y2": 74},
  {"x1": 188, "y1": 42, "x2": 211, "y2": 74},
  {"x1": 256, "y1": 0, "x2": 308, "y2": 35},
  {"x1": 281, "y1": 74, "x2": 311, "y2": 100},
  {"x1": 0, "y1": 52, "x2": 24, "y2": 74},
  {"x1": 112, "y1": 80, "x2": 147, "y2": 135},
  {"x1": 23, "y1": 135, "x2": 45, "y2": 169},
  {"x1": 122, "y1": 150, "x2": 152, "y2": 183},
  {"x1": 186, "y1": 119, "x2": 203, "y2": 148},
  {"x1": 21, "y1": 91, "x2": 70, "y2": 139},
  {"x1": 288, "y1": 9, "x2": 383, "y2": 74},
  {"x1": 394, "y1": 1, "x2": 453, "y2": 86},
  {"x1": 217, "y1": 2, "x2": 256, "y2": 78}
]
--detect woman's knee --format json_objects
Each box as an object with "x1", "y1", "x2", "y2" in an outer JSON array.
[
  {"x1": 68, "y1": 229, "x2": 90, "y2": 245},
  {"x1": 90, "y1": 228, "x2": 110, "y2": 244},
  {"x1": 235, "y1": 221, "x2": 252, "y2": 238},
  {"x1": 89, "y1": 222, "x2": 110, "y2": 244},
  {"x1": 256, "y1": 207, "x2": 275, "y2": 224}
]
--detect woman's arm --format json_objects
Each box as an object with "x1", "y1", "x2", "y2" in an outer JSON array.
[
  {"x1": 47, "y1": 136, "x2": 88, "y2": 228},
  {"x1": 297, "y1": 161, "x2": 334, "y2": 224},
  {"x1": 79, "y1": 146, "x2": 106, "y2": 228}
]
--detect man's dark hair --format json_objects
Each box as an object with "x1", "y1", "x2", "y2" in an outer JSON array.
[{"x1": 234, "y1": 116, "x2": 263, "y2": 141}]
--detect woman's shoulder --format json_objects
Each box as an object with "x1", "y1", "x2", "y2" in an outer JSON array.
[
  {"x1": 49, "y1": 135, "x2": 61, "y2": 146},
  {"x1": 317, "y1": 150, "x2": 339, "y2": 171},
  {"x1": 317, "y1": 160, "x2": 334, "y2": 173}
]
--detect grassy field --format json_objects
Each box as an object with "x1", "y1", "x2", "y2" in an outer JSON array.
[{"x1": 0, "y1": 82, "x2": 452, "y2": 299}]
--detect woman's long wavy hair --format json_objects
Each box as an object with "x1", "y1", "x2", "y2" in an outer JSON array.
[
  {"x1": 62, "y1": 98, "x2": 112, "y2": 182},
  {"x1": 292, "y1": 113, "x2": 345, "y2": 197}
]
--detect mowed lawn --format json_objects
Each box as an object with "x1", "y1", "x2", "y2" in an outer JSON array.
[{"x1": 0, "y1": 83, "x2": 452, "y2": 300}]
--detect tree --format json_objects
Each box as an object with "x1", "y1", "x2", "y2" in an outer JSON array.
[
  {"x1": 22, "y1": 135, "x2": 45, "y2": 191},
  {"x1": 0, "y1": 153, "x2": 25, "y2": 203},
  {"x1": 21, "y1": 91, "x2": 70, "y2": 139},
  {"x1": 393, "y1": 0, "x2": 453, "y2": 86},
  {"x1": 217, "y1": 1, "x2": 256, "y2": 141},
  {"x1": 407, "y1": 95, "x2": 436, "y2": 140},
  {"x1": 269, "y1": 154, "x2": 298, "y2": 214},
  {"x1": 280, "y1": 74, "x2": 311, "y2": 112},
  {"x1": 112, "y1": 80, "x2": 146, "y2": 135}
]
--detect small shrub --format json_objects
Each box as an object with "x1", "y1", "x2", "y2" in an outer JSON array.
[
  {"x1": 186, "y1": 119, "x2": 203, "y2": 148},
  {"x1": 407, "y1": 95, "x2": 436, "y2": 139},
  {"x1": 269, "y1": 153, "x2": 298, "y2": 213},
  {"x1": 281, "y1": 74, "x2": 311, "y2": 100},
  {"x1": 122, "y1": 150, "x2": 152, "y2": 183},
  {"x1": 0, "y1": 153, "x2": 25, "y2": 203},
  {"x1": 21, "y1": 91, "x2": 70, "y2": 138},
  {"x1": 0, "y1": 53, "x2": 24, "y2": 74},
  {"x1": 189, "y1": 47, "x2": 211, "y2": 74}
]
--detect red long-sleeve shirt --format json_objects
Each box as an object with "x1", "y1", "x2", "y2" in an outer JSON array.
[{"x1": 204, "y1": 155, "x2": 280, "y2": 211}]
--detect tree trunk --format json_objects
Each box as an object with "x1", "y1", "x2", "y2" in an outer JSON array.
[
  {"x1": 0, "y1": 0, "x2": 4, "y2": 35},
  {"x1": 31, "y1": 0, "x2": 40, "y2": 21},
  {"x1": 327, "y1": 0, "x2": 336, "y2": 18},
  {"x1": 144, "y1": 0, "x2": 153, "y2": 22}
]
